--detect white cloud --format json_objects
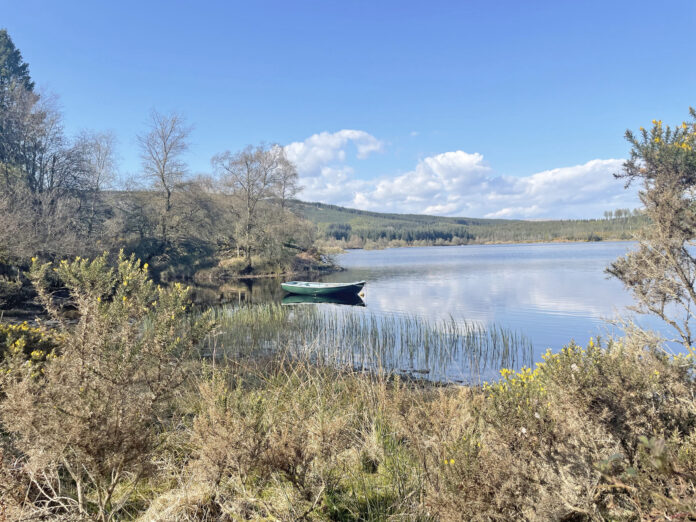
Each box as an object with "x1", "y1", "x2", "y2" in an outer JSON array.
[
  {"x1": 286, "y1": 130, "x2": 638, "y2": 219},
  {"x1": 284, "y1": 130, "x2": 383, "y2": 178},
  {"x1": 298, "y1": 165, "x2": 370, "y2": 206},
  {"x1": 355, "y1": 150, "x2": 492, "y2": 213}
]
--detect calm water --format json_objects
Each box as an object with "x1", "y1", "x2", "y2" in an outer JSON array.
[
  {"x1": 219, "y1": 241, "x2": 675, "y2": 381},
  {"x1": 318, "y1": 242, "x2": 669, "y2": 354}
]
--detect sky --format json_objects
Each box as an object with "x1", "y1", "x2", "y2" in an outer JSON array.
[{"x1": 2, "y1": 0, "x2": 695, "y2": 219}]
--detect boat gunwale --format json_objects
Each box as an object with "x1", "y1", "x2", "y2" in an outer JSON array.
[{"x1": 282, "y1": 280, "x2": 366, "y2": 289}]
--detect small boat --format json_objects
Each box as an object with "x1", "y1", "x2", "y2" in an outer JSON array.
[
  {"x1": 280, "y1": 280, "x2": 366, "y2": 296},
  {"x1": 282, "y1": 293, "x2": 366, "y2": 307}
]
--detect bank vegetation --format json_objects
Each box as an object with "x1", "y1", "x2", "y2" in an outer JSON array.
[{"x1": 0, "y1": 254, "x2": 694, "y2": 521}]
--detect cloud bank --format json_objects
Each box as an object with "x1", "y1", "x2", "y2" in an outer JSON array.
[{"x1": 285, "y1": 130, "x2": 638, "y2": 219}]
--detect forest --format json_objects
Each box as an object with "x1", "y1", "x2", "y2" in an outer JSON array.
[{"x1": 294, "y1": 200, "x2": 646, "y2": 249}]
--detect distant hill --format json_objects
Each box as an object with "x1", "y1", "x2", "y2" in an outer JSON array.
[{"x1": 287, "y1": 200, "x2": 645, "y2": 248}]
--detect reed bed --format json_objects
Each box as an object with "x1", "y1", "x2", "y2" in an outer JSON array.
[{"x1": 202, "y1": 303, "x2": 533, "y2": 383}]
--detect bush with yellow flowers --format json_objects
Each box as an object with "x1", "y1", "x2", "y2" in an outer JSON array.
[
  {"x1": 0, "y1": 251, "x2": 214, "y2": 521},
  {"x1": 483, "y1": 364, "x2": 551, "y2": 437},
  {"x1": 0, "y1": 321, "x2": 57, "y2": 365}
]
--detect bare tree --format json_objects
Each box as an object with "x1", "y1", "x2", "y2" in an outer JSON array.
[
  {"x1": 76, "y1": 130, "x2": 118, "y2": 238},
  {"x1": 111, "y1": 177, "x2": 157, "y2": 243},
  {"x1": 274, "y1": 146, "x2": 300, "y2": 208},
  {"x1": 137, "y1": 110, "x2": 191, "y2": 247},
  {"x1": 608, "y1": 111, "x2": 696, "y2": 350},
  {"x1": 0, "y1": 86, "x2": 96, "y2": 258},
  {"x1": 211, "y1": 144, "x2": 294, "y2": 270}
]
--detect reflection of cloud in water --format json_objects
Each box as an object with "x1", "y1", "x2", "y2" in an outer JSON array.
[
  {"x1": 330, "y1": 242, "x2": 667, "y2": 351},
  {"x1": 359, "y1": 262, "x2": 627, "y2": 321}
]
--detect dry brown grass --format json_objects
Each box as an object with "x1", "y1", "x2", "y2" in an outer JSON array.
[
  {"x1": 1, "y1": 256, "x2": 694, "y2": 520},
  {"x1": 134, "y1": 333, "x2": 695, "y2": 521}
]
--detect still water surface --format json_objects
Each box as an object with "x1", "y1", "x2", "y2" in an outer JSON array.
[
  {"x1": 222, "y1": 241, "x2": 674, "y2": 382},
  {"x1": 318, "y1": 242, "x2": 667, "y2": 354}
]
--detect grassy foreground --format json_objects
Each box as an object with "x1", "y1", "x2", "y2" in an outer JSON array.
[
  {"x1": 0, "y1": 256, "x2": 695, "y2": 520},
  {"x1": 144, "y1": 338, "x2": 695, "y2": 521},
  {"x1": 4, "y1": 336, "x2": 694, "y2": 520}
]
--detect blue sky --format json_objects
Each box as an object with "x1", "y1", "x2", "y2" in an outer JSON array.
[{"x1": 2, "y1": 0, "x2": 695, "y2": 218}]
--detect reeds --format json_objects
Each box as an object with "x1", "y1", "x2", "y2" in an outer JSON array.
[{"x1": 202, "y1": 303, "x2": 533, "y2": 383}]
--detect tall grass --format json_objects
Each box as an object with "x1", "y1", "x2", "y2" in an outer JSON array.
[
  {"x1": 202, "y1": 303, "x2": 533, "y2": 383},
  {"x1": 139, "y1": 334, "x2": 695, "y2": 521}
]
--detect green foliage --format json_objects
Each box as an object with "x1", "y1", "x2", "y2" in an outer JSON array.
[
  {"x1": 0, "y1": 28, "x2": 33, "y2": 92},
  {"x1": 609, "y1": 111, "x2": 696, "y2": 349},
  {"x1": 622, "y1": 114, "x2": 696, "y2": 189},
  {"x1": 291, "y1": 200, "x2": 646, "y2": 248},
  {"x1": 0, "y1": 252, "x2": 214, "y2": 521},
  {"x1": 0, "y1": 321, "x2": 57, "y2": 366}
]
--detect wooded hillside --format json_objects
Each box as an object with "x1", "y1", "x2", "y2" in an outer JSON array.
[{"x1": 290, "y1": 200, "x2": 645, "y2": 248}]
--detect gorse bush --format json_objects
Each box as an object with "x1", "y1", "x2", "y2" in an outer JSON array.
[
  {"x1": 0, "y1": 252, "x2": 214, "y2": 521},
  {"x1": 0, "y1": 321, "x2": 57, "y2": 364},
  {"x1": 136, "y1": 336, "x2": 695, "y2": 521},
  {"x1": 416, "y1": 337, "x2": 696, "y2": 520},
  {"x1": 609, "y1": 110, "x2": 696, "y2": 350}
]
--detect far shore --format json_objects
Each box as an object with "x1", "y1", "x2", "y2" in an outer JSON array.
[{"x1": 320, "y1": 236, "x2": 635, "y2": 254}]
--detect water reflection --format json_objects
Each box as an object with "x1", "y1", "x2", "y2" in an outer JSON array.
[
  {"x1": 207, "y1": 304, "x2": 533, "y2": 383},
  {"x1": 208, "y1": 242, "x2": 671, "y2": 362},
  {"x1": 326, "y1": 242, "x2": 666, "y2": 355},
  {"x1": 282, "y1": 293, "x2": 366, "y2": 307}
]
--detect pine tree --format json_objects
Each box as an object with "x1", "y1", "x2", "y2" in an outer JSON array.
[{"x1": 0, "y1": 29, "x2": 34, "y2": 92}]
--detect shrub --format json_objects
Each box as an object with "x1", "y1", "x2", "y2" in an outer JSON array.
[
  {"x1": 415, "y1": 337, "x2": 696, "y2": 520},
  {"x1": 0, "y1": 321, "x2": 57, "y2": 365},
  {"x1": 0, "y1": 252, "x2": 214, "y2": 521},
  {"x1": 141, "y1": 361, "x2": 424, "y2": 520},
  {"x1": 2, "y1": 285, "x2": 695, "y2": 519},
  {"x1": 138, "y1": 334, "x2": 696, "y2": 521}
]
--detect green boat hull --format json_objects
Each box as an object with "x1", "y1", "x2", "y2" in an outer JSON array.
[{"x1": 281, "y1": 280, "x2": 366, "y2": 296}]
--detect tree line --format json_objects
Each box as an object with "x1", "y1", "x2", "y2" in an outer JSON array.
[
  {"x1": 293, "y1": 201, "x2": 648, "y2": 249},
  {"x1": 602, "y1": 208, "x2": 642, "y2": 220},
  {"x1": 0, "y1": 29, "x2": 314, "y2": 296}
]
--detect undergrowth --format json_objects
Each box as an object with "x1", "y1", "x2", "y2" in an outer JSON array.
[{"x1": 0, "y1": 256, "x2": 694, "y2": 520}]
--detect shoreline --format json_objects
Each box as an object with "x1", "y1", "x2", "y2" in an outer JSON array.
[{"x1": 321, "y1": 236, "x2": 635, "y2": 254}]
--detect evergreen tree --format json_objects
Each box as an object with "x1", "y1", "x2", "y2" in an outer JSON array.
[{"x1": 0, "y1": 29, "x2": 34, "y2": 92}]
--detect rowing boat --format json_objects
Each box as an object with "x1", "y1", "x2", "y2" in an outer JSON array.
[{"x1": 280, "y1": 280, "x2": 366, "y2": 296}]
